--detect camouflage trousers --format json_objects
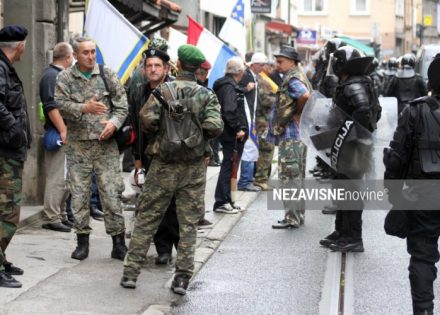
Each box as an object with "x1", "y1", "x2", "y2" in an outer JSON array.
[
  {"x1": 278, "y1": 139, "x2": 307, "y2": 225},
  {"x1": 254, "y1": 136, "x2": 275, "y2": 186},
  {"x1": 0, "y1": 156, "x2": 23, "y2": 271},
  {"x1": 123, "y1": 157, "x2": 205, "y2": 280},
  {"x1": 65, "y1": 140, "x2": 125, "y2": 235}
]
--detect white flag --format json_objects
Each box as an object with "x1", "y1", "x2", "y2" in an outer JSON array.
[
  {"x1": 84, "y1": 0, "x2": 149, "y2": 83},
  {"x1": 219, "y1": 0, "x2": 246, "y2": 56}
]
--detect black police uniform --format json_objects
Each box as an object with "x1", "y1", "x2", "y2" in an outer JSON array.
[
  {"x1": 385, "y1": 70, "x2": 428, "y2": 114},
  {"x1": 330, "y1": 75, "x2": 380, "y2": 249},
  {"x1": 384, "y1": 94, "x2": 440, "y2": 315}
]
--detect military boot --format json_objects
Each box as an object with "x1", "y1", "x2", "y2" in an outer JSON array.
[
  {"x1": 111, "y1": 232, "x2": 128, "y2": 260},
  {"x1": 71, "y1": 234, "x2": 89, "y2": 260},
  {"x1": 171, "y1": 274, "x2": 190, "y2": 295},
  {"x1": 319, "y1": 231, "x2": 340, "y2": 248}
]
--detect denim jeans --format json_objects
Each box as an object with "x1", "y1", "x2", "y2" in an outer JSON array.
[{"x1": 238, "y1": 160, "x2": 255, "y2": 189}]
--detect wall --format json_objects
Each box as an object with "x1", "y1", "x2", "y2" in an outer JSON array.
[
  {"x1": 3, "y1": 0, "x2": 62, "y2": 204},
  {"x1": 295, "y1": 0, "x2": 397, "y2": 52}
]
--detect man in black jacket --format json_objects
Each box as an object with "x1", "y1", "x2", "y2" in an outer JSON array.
[
  {"x1": 0, "y1": 25, "x2": 31, "y2": 288},
  {"x1": 213, "y1": 56, "x2": 248, "y2": 214},
  {"x1": 384, "y1": 54, "x2": 440, "y2": 315}
]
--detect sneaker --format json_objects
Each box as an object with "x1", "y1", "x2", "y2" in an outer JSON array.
[
  {"x1": 238, "y1": 183, "x2": 262, "y2": 192},
  {"x1": 272, "y1": 219, "x2": 300, "y2": 229},
  {"x1": 319, "y1": 231, "x2": 340, "y2": 248},
  {"x1": 171, "y1": 274, "x2": 190, "y2": 295},
  {"x1": 3, "y1": 262, "x2": 24, "y2": 276},
  {"x1": 230, "y1": 202, "x2": 246, "y2": 211},
  {"x1": 0, "y1": 271, "x2": 22, "y2": 288},
  {"x1": 254, "y1": 182, "x2": 271, "y2": 191},
  {"x1": 214, "y1": 204, "x2": 239, "y2": 214},
  {"x1": 120, "y1": 276, "x2": 137, "y2": 289}
]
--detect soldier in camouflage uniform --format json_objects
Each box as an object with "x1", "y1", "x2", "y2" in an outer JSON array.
[
  {"x1": 0, "y1": 25, "x2": 30, "y2": 288},
  {"x1": 120, "y1": 44, "x2": 223, "y2": 295},
  {"x1": 268, "y1": 46, "x2": 312, "y2": 229},
  {"x1": 55, "y1": 37, "x2": 128, "y2": 261},
  {"x1": 254, "y1": 60, "x2": 277, "y2": 191}
]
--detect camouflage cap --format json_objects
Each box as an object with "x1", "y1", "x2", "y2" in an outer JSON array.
[
  {"x1": 148, "y1": 38, "x2": 169, "y2": 52},
  {"x1": 178, "y1": 44, "x2": 205, "y2": 66}
]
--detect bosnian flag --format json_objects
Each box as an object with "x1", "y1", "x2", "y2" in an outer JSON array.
[
  {"x1": 187, "y1": 17, "x2": 237, "y2": 89},
  {"x1": 219, "y1": 0, "x2": 246, "y2": 57}
]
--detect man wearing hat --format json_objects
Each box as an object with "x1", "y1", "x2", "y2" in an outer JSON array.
[
  {"x1": 269, "y1": 45, "x2": 312, "y2": 229},
  {"x1": 121, "y1": 44, "x2": 223, "y2": 295},
  {"x1": 128, "y1": 46, "x2": 180, "y2": 266},
  {"x1": 0, "y1": 24, "x2": 31, "y2": 288},
  {"x1": 253, "y1": 54, "x2": 278, "y2": 191},
  {"x1": 384, "y1": 54, "x2": 440, "y2": 315}
]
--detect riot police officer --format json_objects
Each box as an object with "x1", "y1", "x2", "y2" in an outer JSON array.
[
  {"x1": 319, "y1": 46, "x2": 381, "y2": 252},
  {"x1": 311, "y1": 39, "x2": 346, "y2": 183},
  {"x1": 383, "y1": 54, "x2": 440, "y2": 315},
  {"x1": 318, "y1": 38, "x2": 346, "y2": 98},
  {"x1": 383, "y1": 57, "x2": 398, "y2": 95},
  {"x1": 369, "y1": 58, "x2": 383, "y2": 96},
  {"x1": 384, "y1": 53, "x2": 427, "y2": 114}
]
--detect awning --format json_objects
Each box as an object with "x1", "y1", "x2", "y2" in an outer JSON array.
[
  {"x1": 109, "y1": 0, "x2": 182, "y2": 35},
  {"x1": 335, "y1": 35, "x2": 375, "y2": 56},
  {"x1": 266, "y1": 21, "x2": 294, "y2": 36}
]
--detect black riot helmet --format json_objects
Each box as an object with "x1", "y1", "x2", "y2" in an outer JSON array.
[
  {"x1": 371, "y1": 57, "x2": 379, "y2": 69},
  {"x1": 400, "y1": 53, "x2": 416, "y2": 69},
  {"x1": 324, "y1": 38, "x2": 346, "y2": 60},
  {"x1": 331, "y1": 46, "x2": 374, "y2": 77},
  {"x1": 428, "y1": 53, "x2": 440, "y2": 93},
  {"x1": 388, "y1": 57, "x2": 398, "y2": 70}
]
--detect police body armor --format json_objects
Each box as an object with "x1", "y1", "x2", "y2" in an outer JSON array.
[
  {"x1": 333, "y1": 75, "x2": 381, "y2": 132},
  {"x1": 319, "y1": 74, "x2": 339, "y2": 98},
  {"x1": 409, "y1": 96, "x2": 440, "y2": 178},
  {"x1": 388, "y1": 69, "x2": 427, "y2": 114}
]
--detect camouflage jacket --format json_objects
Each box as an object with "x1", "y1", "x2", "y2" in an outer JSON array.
[
  {"x1": 55, "y1": 63, "x2": 128, "y2": 141},
  {"x1": 274, "y1": 66, "x2": 312, "y2": 133},
  {"x1": 256, "y1": 72, "x2": 277, "y2": 134},
  {"x1": 140, "y1": 71, "x2": 223, "y2": 158}
]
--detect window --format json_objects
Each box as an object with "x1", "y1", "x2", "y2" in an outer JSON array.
[
  {"x1": 351, "y1": 0, "x2": 370, "y2": 15},
  {"x1": 301, "y1": 0, "x2": 327, "y2": 15}
]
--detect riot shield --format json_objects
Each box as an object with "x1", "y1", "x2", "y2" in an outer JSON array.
[{"x1": 300, "y1": 91, "x2": 397, "y2": 179}]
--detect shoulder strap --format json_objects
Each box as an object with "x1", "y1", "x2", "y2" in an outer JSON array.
[
  {"x1": 98, "y1": 64, "x2": 114, "y2": 108},
  {"x1": 151, "y1": 87, "x2": 169, "y2": 108}
]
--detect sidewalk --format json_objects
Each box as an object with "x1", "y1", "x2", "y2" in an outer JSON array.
[{"x1": 1, "y1": 163, "x2": 270, "y2": 315}]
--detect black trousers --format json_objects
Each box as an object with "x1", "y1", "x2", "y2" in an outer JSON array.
[
  {"x1": 153, "y1": 196, "x2": 180, "y2": 255},
  {"x1": 213, "y1": 139, "x2": 244, "y2": 210},
  {"x1": 407, "y1": 235, "x2": 440, "y2": 314},
  {"x1": 333, "y1": 173, "x2": 363, "y2": 240}
]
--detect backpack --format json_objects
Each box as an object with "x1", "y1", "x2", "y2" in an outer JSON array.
[
  {"x1": 152, "y1": 82, "x2": 204, "y2": 163},
  {"x1": 413, "y1": 96, "x2": 440, "y2": 175}
]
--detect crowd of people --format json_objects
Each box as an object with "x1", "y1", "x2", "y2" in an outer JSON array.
[{"x1": 1, "y1": 22, "x2": 440, "y2": 314}]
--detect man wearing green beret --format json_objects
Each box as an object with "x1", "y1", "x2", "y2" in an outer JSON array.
[{"x1": 121, "y1": 44, "x2": 224, "y2": 295}]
